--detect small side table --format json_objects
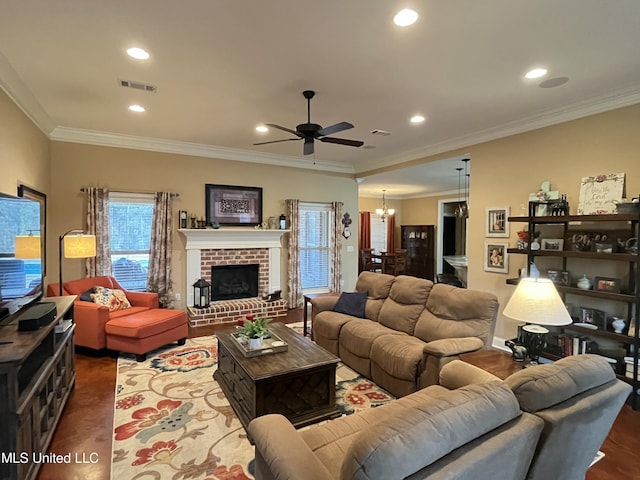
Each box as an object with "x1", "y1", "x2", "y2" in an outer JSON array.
[
  {"x1": 303, "y1": 292, "x2": 339, "y2": 337},
  {"x1": 460, "y1": 349, "x2": 527, "y2": 380}
]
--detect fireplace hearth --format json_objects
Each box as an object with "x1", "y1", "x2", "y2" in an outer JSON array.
[{"x1": 211, "y1": 264, "x2": 259, "y2": 301}]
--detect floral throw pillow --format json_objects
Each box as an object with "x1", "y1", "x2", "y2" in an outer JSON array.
[{"x1": 91, "y1": 286, "x2": 132, "y2": 312}]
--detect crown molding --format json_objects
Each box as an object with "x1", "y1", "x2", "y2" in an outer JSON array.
[
  {"x1": 49, "y1": 127, "x2": 355, "y2": 174},
  {"x1": 354, "y1": 85, "x2": 640, "y2": 174},
  {"x1": 0, "y1": 51, "x2": 55, "y2": 135}
]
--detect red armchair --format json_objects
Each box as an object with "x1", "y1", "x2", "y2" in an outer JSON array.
[{"x1": 47, "y1": 276, "x2": 187, "y2": 360}]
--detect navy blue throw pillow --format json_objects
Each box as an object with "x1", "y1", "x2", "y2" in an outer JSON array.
[
  {"x1": 333, "y1": 291, "x2": 367, "y2": 318},
  {"x1": 79, "y1": 287, "x2": 95, "y2": 302}
]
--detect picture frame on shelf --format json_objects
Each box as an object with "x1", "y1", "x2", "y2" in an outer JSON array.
[
  {"x1": 541, "y1": 238, "x2": 564, "y2": 251},
  {"x1": 560, "y1": 270, "x2": 571, "y2": 286},
  {"x1": 547, "y1": 269, "x2": 560, "y2": 284},
  {"x1": 484, "y1": 241, "x2": 508, "y2": 273},
  {"x1": 485, "y1": 207, "x2": 510, "y2": 237},
  {"x1": 576, "y1": 308, "x2": 606, "y2": 329},
  {"x1": 205, "y1": 184, "x2": 263, "y2": 226},
  {"x1": 593, "y1": 276, "x2": 621, "y2": 293}
]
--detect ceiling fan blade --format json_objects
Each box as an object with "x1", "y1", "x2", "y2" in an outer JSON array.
[
  {"x1": 319, "y1": 137, "x2": 364, "y2": 147},
  {"x1": 317, "y1": 121, "x2": 354, "y2": 137},
  {"x1": 265, "y1": 123, "x2": 301, "y2": 137},
  {"x1": 303, "y1": 139, "x2": 314, "y2": 155},
  {"x1": 253, "y1": 138, "x2": 301, "y2": 146}
]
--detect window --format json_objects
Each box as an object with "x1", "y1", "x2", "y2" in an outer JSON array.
[
  {"x1": 299, "y1": 202, "x2": 331, "y2": 292},
  {"x1": 370, "y1": 215, "x2": 388, "y2": 253},
  {"x1": 108, "y1": 192, "x2": 154, "y2": 291}
]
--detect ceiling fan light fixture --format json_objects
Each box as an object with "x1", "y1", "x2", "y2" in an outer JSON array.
[
  {"x1": 394, "y1": 9, "x2": 418, "y2": 27},
  {"x1": 255, "y1": 125, "x2": 268, "y2": 132}
]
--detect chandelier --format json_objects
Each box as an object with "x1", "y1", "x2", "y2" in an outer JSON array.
[
  {"x1": 455, "y1": 159, "x2": 470, "y2": 218},
  {"x1": 376, "y1": 189, "x2": 395, "y2": 222}
]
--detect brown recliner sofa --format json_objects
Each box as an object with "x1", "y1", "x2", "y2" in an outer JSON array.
[
  {"x1": 505, "y1": 354, "x2": 631, "y2": 480},
  {"x1": 47, "y1": 276, "x2": 187, "y2": 360},
  {"x1": 249, "y1": 360, "x2": 544, "y2": 480},
  {"x1": 311, "y1": 272, "x2": 498, "y2": 397}
]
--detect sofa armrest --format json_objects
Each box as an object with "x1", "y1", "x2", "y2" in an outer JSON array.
[
  {"x1": 423, "y1": 337, "x2": 484, "y2": 357},
  {"x1": 73, "y1": 300, "x2": 111, "y2": 350},
  {"x1": 249, "y1": 414, "x2": 333, "y2": 480},
  {"x1": 310, "y1": 296, "x2": 339, "y2": 317},
  {"x1": 125, "y1": 290, "x2": 159, "y2": 308},
  {"x1": 439, "y1": 359, "x2": 502, "y2": 389}
]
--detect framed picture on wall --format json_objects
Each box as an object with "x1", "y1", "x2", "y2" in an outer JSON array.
[
  {"x1": 205, "y1": 184, "x2": 263, "y2": 226},
  {"x1": 485, "y1": 207, "x2": 509, "y2": 237},
  {"x1": 484, "y1": 241, "x2": 508, "y2": 273}
]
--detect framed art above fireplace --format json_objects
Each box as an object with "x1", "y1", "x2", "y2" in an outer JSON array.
[{"x1": 205, "y1": 184, "x2": 263, "y2": 226}]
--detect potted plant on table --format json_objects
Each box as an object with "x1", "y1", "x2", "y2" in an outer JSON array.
[{"x1": 237, "y1": 317, "x2": 272, "y2": 349}]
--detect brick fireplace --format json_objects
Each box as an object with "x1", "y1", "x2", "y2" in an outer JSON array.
[{"x1": 179, "y1": 228, "x2": 288, "y2": 326}]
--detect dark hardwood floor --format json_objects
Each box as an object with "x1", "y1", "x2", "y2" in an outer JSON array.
[{"x1": 37, "y1": 308, "x2": 640, "y2": 480}]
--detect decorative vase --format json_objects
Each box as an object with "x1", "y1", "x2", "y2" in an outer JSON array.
[
  {"x1": 248, "y1": 337, "x2": 263, "y2": 350},
  {"x1": 612, "y1": 317, "x2": 626, "y2": 334},
  {"x1": 577, "y1": 275, "x2": 592, "y2": 290}
]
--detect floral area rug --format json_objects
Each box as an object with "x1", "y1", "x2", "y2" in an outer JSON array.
[{"x1": 111, "y1": 324, "x2": 394, "y2": 480}]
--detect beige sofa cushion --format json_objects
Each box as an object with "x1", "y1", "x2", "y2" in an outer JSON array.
[
  {"x1": 414, "y1": 283, "x2": 498, "y2": 345},
  {"x1": 339, "y1": 319, "x2": 405, "y2": 358},
  {"x1": 505, "y1": 354, "x2": 616, "y2": 412},
  {"x1": 356, "y1": 271, "x2": 395, "y2": 321},
  {"x1": 378, "y1": 275, "x2": 433, "y2": 334},
  {"x1": 340, "y1": 381, "x2": 521, "y2": 480}
]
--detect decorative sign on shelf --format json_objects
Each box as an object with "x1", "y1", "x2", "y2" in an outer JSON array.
[{"x1": 577, "y1": 173, "x2": 625, "y2": 215}]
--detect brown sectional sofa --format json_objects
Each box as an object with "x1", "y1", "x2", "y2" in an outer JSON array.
[
  {"x1": 250, "y1": 355, "x2": 630, "y2": 480},
  {"x1": 311, "y1": 272, "x2": 499, "y2": 397},
  {"x1": 249, "y1": 360, "x2": 544, "y2": 480}
]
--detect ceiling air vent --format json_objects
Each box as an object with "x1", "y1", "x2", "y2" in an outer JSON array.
[
  {"x1": 119, "y1": 79, "x2": 157, "y2": 92},
  {"x1": 369, "y1": 129, "x2": 391, "y2": 136}
]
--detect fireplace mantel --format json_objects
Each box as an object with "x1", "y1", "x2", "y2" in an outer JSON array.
[
  {"x1": 179, "y1": 228, "x2": 289, "y2": 249},
  {"x1": 179, "y1": 228, "x2": 289, "y2": 307}
]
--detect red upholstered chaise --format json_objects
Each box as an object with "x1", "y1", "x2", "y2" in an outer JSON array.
[{"x1": 47, "y1": 276, "x2": 188, "y2": 361}]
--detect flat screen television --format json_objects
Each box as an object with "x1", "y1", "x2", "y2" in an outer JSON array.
[{"x1": 0, "y1": 192, "x2": 44, "y2": 326}]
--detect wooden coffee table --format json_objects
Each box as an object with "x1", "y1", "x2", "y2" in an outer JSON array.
[{"x1": 214, "y1": 322, "x2": 341, "y2": 433}]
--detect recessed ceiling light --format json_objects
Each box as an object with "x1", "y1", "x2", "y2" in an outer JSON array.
[
  {"x1": 525, "y1": 68, "x2": 548, "y2": 79},
  {"x1": 256, "y1": 125, "x2": 268, "y2": 132},
  {"x1": 126, "y1": 47, "x2": 150, "y2": 60},
  {"x1": 410, "y1": 115, "x2": 425, "y2": 124},
  {"x1": 394, "y1": 9, "x2": 418, "y2": 27},
  {"x1": 128, "y1": 104, "x2": 145, "y2": 112}
]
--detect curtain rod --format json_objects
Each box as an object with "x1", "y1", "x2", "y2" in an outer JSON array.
[{"x1": 80, "y1": 188, "x2": 179, "y2": 198}]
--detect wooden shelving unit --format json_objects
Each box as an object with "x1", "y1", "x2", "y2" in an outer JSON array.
[
  {"x1": 0, "y1": 296, "x2": 76, "y2": 480},
  {"x1": 507, "y1": 201, "x2": 639, "y2": 409}
]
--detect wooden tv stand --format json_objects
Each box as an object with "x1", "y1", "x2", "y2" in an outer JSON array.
[{"x1": 0, "y1": 296, "x2": 76, "y2": 480}]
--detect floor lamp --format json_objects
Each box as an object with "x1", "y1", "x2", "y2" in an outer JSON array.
[
  {"x1": 503, "y1": 277, "x2": 572, "y2": 365},
  {"x1": 59, "y1": 230, "x2": 97, "y2": 296}
]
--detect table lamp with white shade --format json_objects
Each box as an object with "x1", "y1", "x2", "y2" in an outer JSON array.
[{"x1": 503, "y1": 277, "x2": 573, "y2": 365}]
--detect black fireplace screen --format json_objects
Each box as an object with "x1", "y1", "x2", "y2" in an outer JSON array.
[{"x1": 210, "y1": 264, "x2": 259, "y2": 301}]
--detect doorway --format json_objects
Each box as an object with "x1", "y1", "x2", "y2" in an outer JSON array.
[{"x1": 436, "y1": 198, "x2": 467, "y2": 281}]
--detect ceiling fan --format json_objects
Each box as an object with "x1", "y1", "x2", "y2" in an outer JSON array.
[{"x1": 254, "y1": 90, "x2": 364, "y2": 155}]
